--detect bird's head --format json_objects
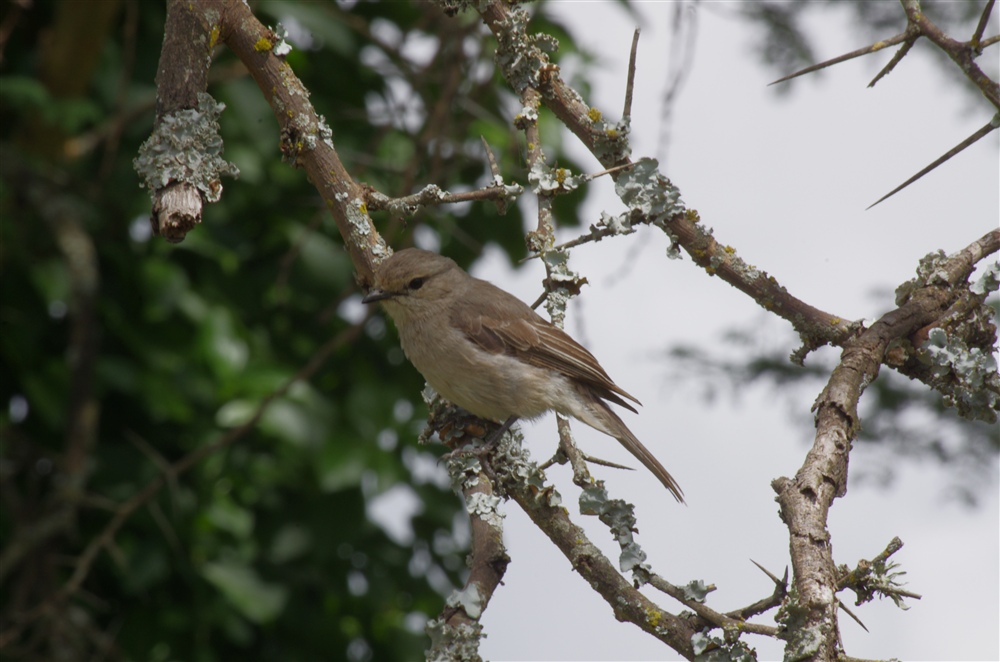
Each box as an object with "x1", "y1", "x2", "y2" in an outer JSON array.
[{"x1": 362, "y1": 248, "x2": 463, "y2": 320}]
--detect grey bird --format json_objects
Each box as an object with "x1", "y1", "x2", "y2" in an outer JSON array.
[{"x1": 362, "y1": 248, "x2": 683, "y2": 502}]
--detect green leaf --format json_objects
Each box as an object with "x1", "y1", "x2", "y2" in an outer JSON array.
[
  {"x1": 201, "y1": 560, "x2": 289, "y2": 624},
  {"x1": 206, "y1": 496, "x2": 255, "y2": 539}
]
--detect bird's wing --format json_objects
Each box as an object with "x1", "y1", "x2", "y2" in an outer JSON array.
[{"x1": 453, "y1": 281, "x2": 640, "y2": 411}]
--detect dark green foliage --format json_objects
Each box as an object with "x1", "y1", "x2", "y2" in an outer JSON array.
[{"x1": 0, "y1": 1, "x2": 590, "y2": 660}]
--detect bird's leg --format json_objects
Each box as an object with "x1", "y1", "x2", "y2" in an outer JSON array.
[
  {"x1": 440, "y1": 415, "x2": 519, "y2": 463},
  {"x1": 484, "y1": 415, "x2": 519, "y2": 446}
]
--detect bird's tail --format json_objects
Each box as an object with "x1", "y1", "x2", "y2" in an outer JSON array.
[{"x1": 585, "y1": 400, "x2": 685, "y2": 503}]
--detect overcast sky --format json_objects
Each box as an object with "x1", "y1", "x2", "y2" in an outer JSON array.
[{"x1": 438, "y1": 3, "x2": 1000, "y2": 661}]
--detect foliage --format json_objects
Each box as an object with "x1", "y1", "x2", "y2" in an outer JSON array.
[
  {"x1": 0, "y1": 1, "x2": 590, "y2": 660},
  {"x1": 1, "y1": 0, "x2": 996, "y2": 660}
]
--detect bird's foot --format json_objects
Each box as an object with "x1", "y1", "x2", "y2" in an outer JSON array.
[{"x1": 439, "y1": 414, "x2": 519, "y2": 466}]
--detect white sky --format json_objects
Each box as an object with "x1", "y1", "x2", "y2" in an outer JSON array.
[{"x1": 452, "y1": 3, "x2": 1000, "y2": 661}]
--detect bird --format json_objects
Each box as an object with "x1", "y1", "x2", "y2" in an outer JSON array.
[{"x1": 362, "y1": 248, "x2": 683, "y2": 502}]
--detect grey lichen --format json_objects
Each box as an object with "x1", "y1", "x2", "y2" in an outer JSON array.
[
  {"x1": 614, "y1": 157, "x2": 684, "y2": 223},
  {"x1": 271, "y1": 22, "x2": 293, "y2": 57},
  {"x1": 842, "y1": 555, "x2": 913, "y2": 611},
  {"x1": 425, "y1": 617, "x2": 484, "y2": 662},
  {"x1": 540, "y1": 249, "x2": 577, "y2": 327},
  {"x1": 465, "y1": 491, "x2": 504, "y2": 530},
  {"x1": 528, "y1": 160, "x2": 582, "y2": 196},
  {"x1": 370, "y1": 238, "x2": 390, "y2": 259},
  {"x1": 691, "y1": 629, "x2": 756, "y2": 662},
  {"x1": 895, "y1": 250, "x2": 951, "y2": 305},
  {"x1": 493, "y1": 176, "x2": 524, "y2": 207},
  {"x1": 316, "y1": 115, "x2": 335, "y2": 151},
  {"x1": 597, "y1": 210, "x2": 633, "y2": 237},
  {"x1": 346, "y1": 197, "x2": 372, "y2": 236},
  {"x1": 681, "y1": 579, "x2": 711, "y2": 603},
  {"x1": 488, "y1": 424, "x2": 546, "y2": 495},
  {"x1": 579, "y1": 484, "x2": 650, "y2": 579},
  {"x1": 446, "y1": 584, "x2": 485, "y2": 620},
  {"x1": 970, "y1": 260, "x2": 999, "y2": 296},
  {"x1": 445, "y1": 453, "x2": 484, "y2": 492},
  {"x1": 593, "y1": 116, "x2": 632, "y2": 162},
  {"x1": 517, "y1": 104, "x2": 539, "y2": 124},
  {"x1": 775, "y1": 587, "x2": 828, "y2": 662},
  {"x1": 922, "y1": 327, "x2": 999, "y2": 423},
  {"x1": 133, "y1": 92, "x2": 240, "y2": 203},
  {"x1": 437, "y1": 0, "x2": 491, "y2": 17},
  {"x1": 491, "y1": 5, "x2": 554, "y2": 93}
]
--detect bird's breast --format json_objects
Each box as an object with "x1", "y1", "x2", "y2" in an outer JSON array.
[{"x1": 396, "y1": 316, "x2": 561, "y2": 422}]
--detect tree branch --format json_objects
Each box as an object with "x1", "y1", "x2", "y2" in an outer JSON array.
[
  {"x1": 500, "y1": 459, "x2": 699, "y2": 658},
  {"x1": 474, "y1": 0, "x2": 855, "y2": 361},
  {"x1": 363, "y1": 180, "x2": 523, "y2": 217},
  {"x1": 768, "y1": 29, "x2": 915, "y2": 87},
  {"x1": 139, "y1": 0, "x2": 387, "y2": 278},
  {"x1": 901, "y1": 0, "x2": 1000, "y2": 110},
  {"x1": 772, "y1": 230, "x2": 998, "y2": 661}
]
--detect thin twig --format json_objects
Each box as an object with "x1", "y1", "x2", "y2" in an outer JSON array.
[
  {"x1": 647, "y1": 573, "x2": 781, "y2": 638},
  {"x1": 723, "y1": 560, "x2": 788, "y2": 621},
  {"x1": 972, "y1": 0, "x2": 996, "y2": 51},
  {"x1": 580, "y1": 453, "x2": 636, "y2": 472},
  {"x1": 837, "y1": 598, "x2": 869, "y2": 633},
  {"x1": 146, "y1": 499, "x2": 182, "y2": 556},
  {"x1": 868, "y1": 34, "x2": 919, "y2": 88},
  {"x1": 124, "y1": 429, "x2": 182, "y2": 517},
  {"x1": 750, "y1": 559, "x2": 787, "y2": 587},
  {"x1": 870, "y1": 536, "x2": 904, "y2": 567},
  {"x1": 769, "y1": 30, "x2": 912, "y2": 86},
  {"x1": 481, "y1": 136, "x2": 501, "y2": 179},
  {"x1": 365, "y1": 181, "x2": 523, "y2": 214},
  {"x1": 587, "y1": 162, "x2": 636, "y2": 180},
  {"x1": 556, "y1": 415, "x2": 592, "y2": 486},
  {"x1": 901, "y1": 0, "x2": 1000, "y2": 110},
  {"x1": 868, "y1": 116, "x2": 999, "y2": 209},
  {"x1": 480, "y1": 136, "x2": 509, "y2": 215},
  {"x1": 622, "y1": 28, "x2": 640, "y2": 121}
]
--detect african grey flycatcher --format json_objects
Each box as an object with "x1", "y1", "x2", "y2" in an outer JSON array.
[{"x1": 362, "y1": 248, "x2": 684, "y2": 502}]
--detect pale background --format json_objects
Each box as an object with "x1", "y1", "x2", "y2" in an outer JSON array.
[
  {"x1": 364, "y1": 2, "x2": 999, "y2": 660},
  {"x1": 453, "y1": 3, "x2": 998, "y2": 661}
]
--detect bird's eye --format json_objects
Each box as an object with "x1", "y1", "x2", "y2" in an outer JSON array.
[{"x1": 408, "y1": 277, "x2": 424, "y2": 290}]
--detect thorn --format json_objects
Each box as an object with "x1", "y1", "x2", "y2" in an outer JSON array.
[
  {"x1": 769, "y1": 31, "x2": 911, "y2": 86},
  {"x1": 868, "y1": 34, "x2": 918, "y2": 88},
  {"x1": 622, "y1": 28, "x2": 641, "y2": 120},
  {"x1": 581, "y1": 453, "x2": 636, "y2": 472},
  {"x1": 587, "y1": 162, "x2": 635, "y2": 180},
  {"x1": 837, "y1": 598, "x2": 869, "y2": 633},
  {"x1": 868, "y1": 118, "x2": 999, "y2": 210},
  {"x1": 972, "y1": 0, "x2": 996, "y2": 52},
  {"x1": 480, "y1": 136, "x2": 507, "y2": 216},
  {"x1": 750, "y1": 559, "x2": 785, "y2": 587}
]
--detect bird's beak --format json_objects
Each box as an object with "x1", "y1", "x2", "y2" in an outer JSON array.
[{"x1": 362, "y1": 288, "x2": 395, "y2": 304}]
